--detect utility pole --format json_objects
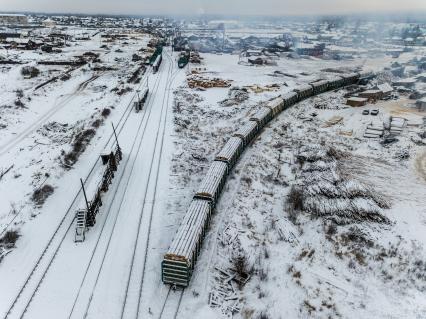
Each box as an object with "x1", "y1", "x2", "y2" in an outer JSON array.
[
  {"x1": 80, "y1": 178, "x2": 90, "y2": 212},
  {"x1": 112, "y1": 122, "x2": 120, "y2": 149}
]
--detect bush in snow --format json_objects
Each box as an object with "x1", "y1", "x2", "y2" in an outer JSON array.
[
  {"x1": 15, "y1": 89, "x2": 24, "y2": 98},
  {"x1": 31, "y1": 184, "x2": 54, "y2": 206},
  {"x1": 63, "y1": 128, "x2": 96, "y2": 168},
  {"x1": 0, "y1": 230, "x2": 20, "y2": 247},
  {"x1": 21, "y1": 66, "x2": 40, "y2": 78},
  {"x1": 14, "y1": 99, "x2": 25, "y2": 108},
  {"x1": 101, "y1": 107, "x2": 111, "y2": 117}
]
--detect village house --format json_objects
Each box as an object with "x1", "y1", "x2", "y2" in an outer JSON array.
[
  {"x1": 377, "y1": 83, "x2": 393, "y2": 98},
  {"x1": 359, "y1": 89, "x2": 383, "y2": 101}
]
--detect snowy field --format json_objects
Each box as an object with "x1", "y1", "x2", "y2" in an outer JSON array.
[{"x1": 0, "y1": 26, "x2": 425, "y2": 319}]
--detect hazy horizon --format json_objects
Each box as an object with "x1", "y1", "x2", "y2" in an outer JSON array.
[{"x1": 2, "y1": 0, "x2": 426, "y2": 17}]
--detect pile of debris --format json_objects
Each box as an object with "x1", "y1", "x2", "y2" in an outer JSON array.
[
  {"x1": 314, "y1": 94, "x2": 343, "y2": 110},
  {"x1": 37, "y1": 121, "x2": 75, "y2": 145},
  {"x1": 219, "y1": 86, "x2": 249, "y2": 106},
  {"x1": 322, "y1": 116, "x2": 343, "y2": 128},
  {"x1": 288, "y1": 144, "x2": 390, "y2": 224},
  {"x1": 244, "y1": 83, "x2": 280, "y2": 93},
  {"x1": 187, "y1": 75, "x2": 232, "y2": 89},
  {"x1": 209, "y1": 226, "x2": 251, "y2": 317}
]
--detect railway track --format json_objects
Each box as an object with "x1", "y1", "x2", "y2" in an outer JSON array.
[
  {"x1": 158, "y1": 287, "x2": 184, "y2": 319},
  {"x1": 0, "y1": 72, "x2": 147, "y2": 237},
  {"x1": 119, "y1": 50, "x2": 180, "y2": 319},
  {"x1": 2, "y1": 68, "x2": 150, "y2": 319},
  {"x1": 66, "y1": 52, "x2": 170, "y2": 319}
]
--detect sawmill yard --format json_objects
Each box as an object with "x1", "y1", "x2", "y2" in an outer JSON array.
[{"x1": 0, "y1": 19, "x2": 426, "y2": 319}]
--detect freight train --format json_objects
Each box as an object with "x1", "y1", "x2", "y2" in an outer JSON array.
[
  {"x1": 177, "y1": 51, "x2": 190, "y2": 69},
  {"x1": 152, "y1": 54, "x2": 162, "y2": 73},
  {"x1": 162, "y1": 71, "x2": 370, "y2": 287},
  {"x1": 134, "y1": 87, "x2": 149, "y2": 112}
]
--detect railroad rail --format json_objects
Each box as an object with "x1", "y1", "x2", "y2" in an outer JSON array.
[
  {"x1": 119, "y1": 50, "x2": 181, "y2": 319},
  {"x1": 158, "y1": 287, "x2": 184, "y2": 319},
  {"x1": 2, "y1": 63, "x2": 151, "y2": 319},
  {"x1": 67, "y1": 48, "x2": 176, "y2": 319},
  {"x1": 67, "y1": 53, "x2": 169, "y2": 319}
]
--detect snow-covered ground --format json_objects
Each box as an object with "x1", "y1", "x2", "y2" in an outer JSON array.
[
  {"x1": 159, "y1": 53, "x2": 426, "y2": 318},
  {"x1": 0, "y1": 27, "x2": 425, "y2": 319}
]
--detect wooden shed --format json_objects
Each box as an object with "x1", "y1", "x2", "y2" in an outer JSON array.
[
  {"x1": 359, "y1": 90, "x2": 383, "y2": 101},
  {"x1": 346, "y1": 97, "x2": 368, "y2": 107}
]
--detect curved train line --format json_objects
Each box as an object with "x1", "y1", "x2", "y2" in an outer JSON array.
[{"x1": 161, "y1": 71, "x2": 373, "y2": 289}]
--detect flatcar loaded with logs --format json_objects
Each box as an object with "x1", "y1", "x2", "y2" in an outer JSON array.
[{"x1": 162, "y1": 71, "x2": 368, "y2": 287}]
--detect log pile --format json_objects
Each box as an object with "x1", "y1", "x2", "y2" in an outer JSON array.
[
  {"x1": 243, "y1": 84, "x2": 280, "y2": 93},
  {"x1": 289, "y1": 144, "x2": 390, "y2": 225},
  {"x1": 187, "y1": 75, "x2": 232, "y2": 89}
]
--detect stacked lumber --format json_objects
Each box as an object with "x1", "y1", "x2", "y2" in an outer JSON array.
[
  {"x1": 364, "y1": 122, "x2": 384, "y2": 138},
  {"x1": 187, "y1": 76, "x2": 232, "y2": 89},
  {"x1": 390, "y1": 116, "x2": 407, "y2": 135}
]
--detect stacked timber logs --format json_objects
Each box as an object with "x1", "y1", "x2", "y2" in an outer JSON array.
[{"x1": 187, "y1": 75, "x2": 232, "y2": 89}]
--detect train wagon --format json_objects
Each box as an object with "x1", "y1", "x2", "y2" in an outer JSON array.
[
  {"x1": 293, "y1": 84, "x2": 313, "y2": 101},
  {"x1": 149, "y1": 45, "x2": 163, "y2": 65},
  {"x1": 134, "y1": 87, "x2": 149, "y2": 111},
  {"x1": 358, "y1": 71, "x2": 374, "y2": 85},
  {"x1": 162, "y1": 199, "x2": 212, "y2": 287},
  {"x1": 194, "y1": 161, "x2": 228, "y2": 204},
  {"x1": 162, "y1": 72, "x2": 361, "y2": 289},
  {"x1": 215, "y1": 136, "x2": 244, "y2": 169},
  {"x1": 152, "y1": 54, "x2": 162, "y2": 73},
  {"x1": 310, "y1": 79, "x2": 329, "y2": 95},
  {"x1": 265, "y1": 97, "x2": 284, "y2": 116},
  {"x1": 281, "y1": 91, "x2": 299, "y2": 108},
  {"x1": 328, "y1": 76, "x2": 345, "y2": 90},
  {"x1": 178, "y1": 51, "x2": 190, "y2": 68},
  {"x1": 340, "y1": 72, "x2": 359, "y2": 85},
  {"x1": 249, "y1": 107, "x2": 273, "y2": 129},
  {"x1": 233, "y1": 121, "x2": 258, "y2": 146}
]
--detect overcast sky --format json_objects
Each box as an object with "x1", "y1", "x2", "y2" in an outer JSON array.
[{"x1": 2, "y1": 0, "x2": 426, "y2": 16}]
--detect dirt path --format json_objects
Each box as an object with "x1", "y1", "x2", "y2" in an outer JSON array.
[{"x1": 415, "y1": 151, "x2": 426, "y2": 183}]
